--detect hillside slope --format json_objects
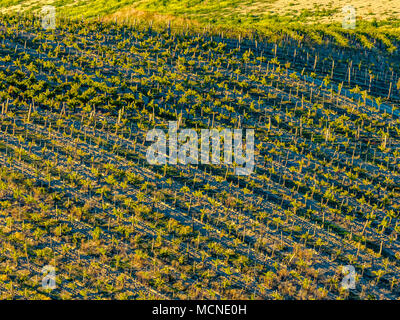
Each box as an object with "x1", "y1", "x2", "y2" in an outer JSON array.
[
  {"x1": 0, "y1": 13, "x2": 399, "y2": 299},
  {"x1": 1, "y1": 0, "x2": 400, "y2": 24}
]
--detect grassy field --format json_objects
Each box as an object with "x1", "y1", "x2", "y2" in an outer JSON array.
[
  {"x1": 0, "y1": 1, "x2": 400, "y2": 301},
  {"x1": 2, "y1": 0, "x2": 400, "y2": 25}
]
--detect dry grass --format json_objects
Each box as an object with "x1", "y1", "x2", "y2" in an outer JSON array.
[
  {"x1": 0, "y1": 0, "x2": 55, "y2": 14},
  {"x1": 245, "y1": 0, "x2": 400, "y2": 22},
  {"x1": 1, "y1": 0, "x2": 399, "y2": 23}
]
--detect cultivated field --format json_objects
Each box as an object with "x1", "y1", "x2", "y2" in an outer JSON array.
[
  {"x1": 0, "y1": 1, "x2": 400, "y2": 300},
  {"x1": 2, "y1": 0, "x2": 400, "y2": 24}
]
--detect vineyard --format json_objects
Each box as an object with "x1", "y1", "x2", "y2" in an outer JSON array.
[{"x1": 0, "y1": 11, "x2": 400, "y2": 300}]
